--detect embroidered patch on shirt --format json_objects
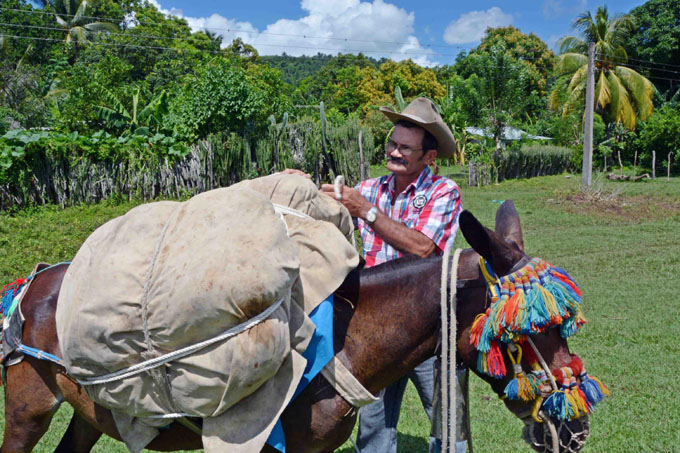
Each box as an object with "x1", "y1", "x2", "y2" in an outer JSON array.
[{"x1": 412, "y1": 194, "x2": 427, "y2": 209}]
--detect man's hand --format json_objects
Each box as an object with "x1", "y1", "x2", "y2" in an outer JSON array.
[
  {"x1": 320, "y1": 184, "x2": 372, "y2": 219},
  {"x1": 280, "y1": 168, "x2": 312, "y2": 179}
]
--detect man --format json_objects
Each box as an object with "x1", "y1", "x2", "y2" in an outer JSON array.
[{"x1": 319, "y1": 97, "x2": 465, "y2": 453}]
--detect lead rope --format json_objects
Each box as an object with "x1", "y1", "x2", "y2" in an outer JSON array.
[
  {"x1": 441, "y1": 247, "x2": 462, "y2": 452},
  {"x1": 526, "y1": 337, "x2": 561, "y2": 453},
  {"x1": 333, "y1": 175, "x2": 356, "y2": 248}
]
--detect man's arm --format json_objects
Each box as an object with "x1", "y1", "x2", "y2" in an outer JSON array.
[{"x1": 320, "y1": 184, "x2": 436, "y2": 258}]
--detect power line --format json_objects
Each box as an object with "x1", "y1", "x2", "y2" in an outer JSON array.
[
  {"x1": 596, "y1": 51, "x2": 680, "y2": 70},
  {"x1": 0, "y1": 6, "x2": 469, "y2": 51},
  {"x1": 0, "y1": 29, "x2": 457, "y2": 58},
  {"x1": 0, "y1": 33, "x2": 222, "y2": 54},
  {"x1": 3, "y1": 33, "x2": 600, "y2": 75},
  {"x1": 1, "y1": 21, "x2": 582, "y2": 64},
  {"x1": 5, "y1": 6, "x2": 680, "y2": 70},
  {"x1": 4, "y1": 21, "x2": 679, "y2": 77}
]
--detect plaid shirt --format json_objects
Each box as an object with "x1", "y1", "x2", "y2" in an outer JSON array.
[{"x1": 355, "y1": 166, "x2": 463, "y2": 267}]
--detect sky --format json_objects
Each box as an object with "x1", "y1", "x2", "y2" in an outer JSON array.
[{"x1": 145, "y1": 0, "x2": 648, "y2": 66}]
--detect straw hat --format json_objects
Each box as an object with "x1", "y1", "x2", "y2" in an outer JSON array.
[{"x1": 380, "y1": 97, "x2": 456, "y2": 159}]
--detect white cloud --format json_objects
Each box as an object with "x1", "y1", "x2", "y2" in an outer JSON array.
[
  {"x1": 146, "y1": 0, "x2": 438, "y2": 65},
  {"x1": 442, "y1": 7, "x2": 513, "y2": 45},
  {"x1": 542, "y1": 0, "x2": 587, "y2": 19}
]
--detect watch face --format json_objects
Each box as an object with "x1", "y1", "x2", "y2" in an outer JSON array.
[{"x1": 366, "y1": 207, "x2": 377, "y2": 223}]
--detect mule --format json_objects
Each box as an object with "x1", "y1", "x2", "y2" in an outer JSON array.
[{"x1": 1, "y1": 202, "x2": 590, "y2": 452}]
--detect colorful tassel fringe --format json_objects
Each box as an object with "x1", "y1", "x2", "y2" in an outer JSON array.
[
  {"x1": 1, "y1": 278, "x2": 27, "y2": 318},
  {"x1": 539, "y1": 357, "x2": 609, "y2": 420},
  {"x1": 471, "y1": 257, "x2": 586, "y2": 377}
]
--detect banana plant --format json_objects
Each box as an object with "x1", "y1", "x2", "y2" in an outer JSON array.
[{"x1": 95, "y1": 87, "x2": 169, "y2": 136}]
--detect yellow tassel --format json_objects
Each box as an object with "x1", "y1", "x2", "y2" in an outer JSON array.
[
  {"x1": 571, "y1": 387, "x2": 590, "y2": 416},
  {"x1": 564, "y1": 389, "x2": 581, "y2": 420},
  {"x1": 590, "y1": 375, "x2": 611, "y2": 396},
  {"x1": 540, "y1": 286, "x2": 561, "y2": 323}
]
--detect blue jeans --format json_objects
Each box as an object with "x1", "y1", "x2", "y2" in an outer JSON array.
[
  {"x1": 357, "y1": 356, "x2": 438, "y2": 452},
  {"x1": 356, "y1": 356, "x2": 468, "y2": 453}
]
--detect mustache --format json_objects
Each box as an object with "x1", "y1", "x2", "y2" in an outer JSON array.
[{"x1": 388, "y1": 155, "x2": 409, "y2": 166}]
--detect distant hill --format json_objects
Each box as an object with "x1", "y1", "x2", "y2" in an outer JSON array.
[{"x1": 261, "y1": 53, "x2": 384, "y2": 86}]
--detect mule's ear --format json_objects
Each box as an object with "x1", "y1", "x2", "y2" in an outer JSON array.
[
  {"x1": 460, "y1": 210, "x2": 523, "y2": 276},
  {"x1": 495, "y1": 200, "x2": 524, "y2": 251}
]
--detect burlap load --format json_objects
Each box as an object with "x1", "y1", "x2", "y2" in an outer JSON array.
[{"x1": 56, "y1": 173, "x2": 359, "y2": 453}]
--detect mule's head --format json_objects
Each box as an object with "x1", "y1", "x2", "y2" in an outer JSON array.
[{"x1": 457, "y1": 201, "x2": 605, "y2": 452}]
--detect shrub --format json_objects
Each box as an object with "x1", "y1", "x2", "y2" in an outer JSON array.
[{"x1": 497, "y1": 144, "x2": 573, "y2": 180}]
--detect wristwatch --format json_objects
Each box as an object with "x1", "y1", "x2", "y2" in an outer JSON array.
[{"x1": 365, "y1": 206, "x2": 378, "y2": 224}]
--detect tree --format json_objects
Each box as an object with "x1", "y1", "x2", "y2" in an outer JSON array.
[
  {"x1": 172, "y1": 58, "x2": 285, "y2": 140},
  {"x1": 224, "y1": 37, "x2": 259, "y2": 61},
  {"x1": 635, "y1": 105, "x2": 680, "y2": 168},
  {"x1": 455, "y1": 45, "x2": 539, "y2": 152},
  {"x1": 476, "y1": 26, "x2": 555, "y2": 95},
  {"x1": 626, "y1": 0, "x2": 680, "y2": 98},
  {"x1": 47, "y1": 0, "x2": 118, "y2": 46},
  {"x1": 551, "y1": 5, "x2": 654, "y2": 131}
]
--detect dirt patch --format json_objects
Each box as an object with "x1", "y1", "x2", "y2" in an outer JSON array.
[{"x1": 549, "y1": 192, "x2": 680, "y2": 221}]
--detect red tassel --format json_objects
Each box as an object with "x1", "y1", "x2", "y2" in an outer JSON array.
[
  {"x1": 503, "y1": 290, "x2": 521, "y2": 329},
  {"x1": 469, "y1": 311, "x2": 489, "y2": 348},
  {"x1": 554, "y1": 273, "x2": 582, "y2": 297},
  {"x1": 487, "y1": 341, "x2": 506, "y2": 377},
  {"x1": 567, "y1": 355, "x2": 584, "y2": 376}
]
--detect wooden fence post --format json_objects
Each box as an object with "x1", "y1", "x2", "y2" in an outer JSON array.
[
  {"x1": 652, "y1": 150, "x2": 656, "y2": 179},
  {"x1": 359, "y1": 130, "x2": 365, "y2": 181}
]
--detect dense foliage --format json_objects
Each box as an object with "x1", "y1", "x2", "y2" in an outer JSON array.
[{"x1": 0, "y1": 0, "x2": 678, "y2": 208}]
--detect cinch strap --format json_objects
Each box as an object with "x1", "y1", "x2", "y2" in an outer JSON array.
[{"x1": 320, "y1": 356, "x2": 378, "y2": 407}]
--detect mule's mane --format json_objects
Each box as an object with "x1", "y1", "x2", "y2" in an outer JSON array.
[{"x1": 361, "y1": 253, "x2": 440, "y2": 278}]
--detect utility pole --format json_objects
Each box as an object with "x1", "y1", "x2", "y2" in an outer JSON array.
[{"x1": 582, "y1": 42, "x2": 596, "y2": 188}]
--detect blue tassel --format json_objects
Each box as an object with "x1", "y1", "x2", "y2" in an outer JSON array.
[
  {"x1": 504, "y1": 378, "x2": 519, "y2": 400},
  {"x1": 579, "y1": 372, "x2": 607, "y2": 405},
  {"x1": 542, "y1": 390, "x2": 573, "y2": 420}
]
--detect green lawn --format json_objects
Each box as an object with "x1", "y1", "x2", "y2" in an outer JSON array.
[{"x1": 1, "y1": 172, "x2": 679, "y2": 452}]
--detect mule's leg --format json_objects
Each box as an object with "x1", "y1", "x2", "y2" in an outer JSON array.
[
  {"x1": 2, "y1": 359, "x2": 62, "y2": 453},
  {"x1": 55, "y1": 412, "x2": 103, "y2": 453}
]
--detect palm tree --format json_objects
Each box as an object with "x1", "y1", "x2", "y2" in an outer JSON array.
[
  {"x1": 48, "y1": 0, "x2": 118, "y2": 46},
  {"x1": 550, "y1": 5, "x2": 654, "y2": 130}
]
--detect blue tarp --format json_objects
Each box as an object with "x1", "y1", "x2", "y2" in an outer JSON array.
[{"x1": 266, "y1": 294, "x2": 335, "y2": 451}]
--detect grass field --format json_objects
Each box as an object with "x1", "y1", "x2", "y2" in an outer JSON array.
[{"x1": 1, "y1": 172, "x2": 679, "y2": 452}]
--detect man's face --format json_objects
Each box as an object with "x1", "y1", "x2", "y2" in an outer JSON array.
[{"x1": 385, "y1": 124, "x2": 437, "y2": 177}]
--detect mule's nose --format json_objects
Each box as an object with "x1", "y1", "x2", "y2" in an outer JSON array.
[{"x1": 522, "y1": 416, "x2": 590, "y2": 452}]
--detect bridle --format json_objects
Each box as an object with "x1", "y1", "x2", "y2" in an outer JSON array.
[{"x1": 448, "y1": 251, "x2": 602, "y2": 453}]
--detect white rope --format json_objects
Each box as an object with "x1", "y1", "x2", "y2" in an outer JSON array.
[
  {"x1": 272, "y1": 203, "x2": 313, "y2": 219},
  {"x1": 146, "y1": 412, "x2": 193, "y2": 419},
  {"x1": 334, "y1": 175, "x2": 345, "y2": 200},
  {"x1": 77, "y1": 296, "x2": 286, "y2": 386},
  {"x1": 542, "y1": 411, "x2": 561, "y2": 453},
  {"x1": 526, "y1": 337, "x2": 559, "y2": 392},
  {"x1": 441, "y1": 248, "x2": 462, "y2": 452},
  {"x1": 526, "y1": 337, "x2": 561, "y2": 451}
]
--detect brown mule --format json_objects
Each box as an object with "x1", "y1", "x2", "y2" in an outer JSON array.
[{"x1": 1, "y1": 202, "x2": 589, "y2": 452}]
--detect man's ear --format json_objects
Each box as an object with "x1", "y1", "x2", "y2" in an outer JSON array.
[{"x1": 423, "y1": 150, "x2": 437, "y2": 165}]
